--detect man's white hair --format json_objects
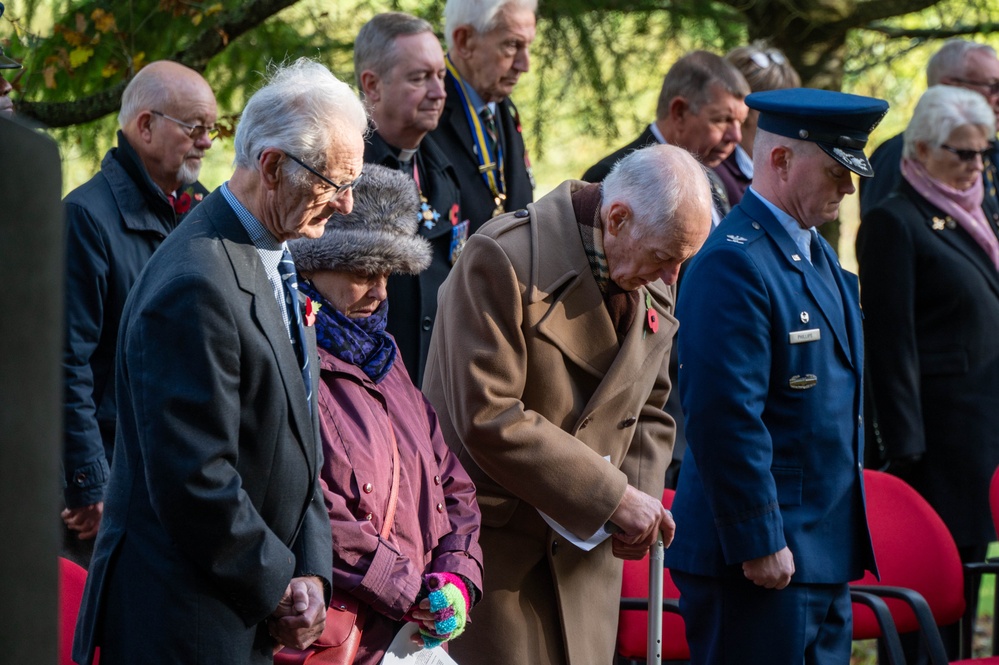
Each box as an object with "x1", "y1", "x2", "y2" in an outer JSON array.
[
  {"x1": 233, "y1": 58, "x2": 368, "y2": 186},
  {"x1": 443, "y1": 0, "x2": 537, "y2": 50}
]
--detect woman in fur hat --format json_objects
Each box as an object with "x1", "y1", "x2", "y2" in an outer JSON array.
[{"x1": 288, "y1": 164, "x2": 483, "y2": 664}]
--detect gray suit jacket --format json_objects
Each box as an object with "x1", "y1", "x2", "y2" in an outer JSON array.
[{"x1": 73, "y1": 189, "x2": 332, "y2": 665}]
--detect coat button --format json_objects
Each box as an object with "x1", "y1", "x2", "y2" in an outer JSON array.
[
  {"x1": 362, "y1": 483, "x2": 373, "y2": 494},
  {"x1": 365, "y1": 513, "x2": 373, "y2": 521},
  {"x1": 434, "y1": 475, "x2": 441, "y2": 486},
  {"x1": 74, "y1": 472, "x2": 87, "y2": 485},
  {"x1": 514, "y1": 209, "x2": 530, "y2": 218},
  {"x1": 579, "y1": 417, "x2": 590, "y2": 430},
  {"x1": 422, "y1": 317, "x2": 433, "y2": 331},
  {"x1": 551, "y1": 539, "x2": 560, "y2": 556},
  {"x1": 621, "y1": 416, "x2": 637, "y2": 428},
  {"x1": 436, "y1": 503, "x2": 445, "y2": 513}
]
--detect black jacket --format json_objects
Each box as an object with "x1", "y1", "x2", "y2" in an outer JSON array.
[
  {"x1": 428, "y1": 73, "x2": 534, "y2": 230},
  {"x1": 581, "y1": 127, "x2": 658, "y2": 183},
  {"x1": 858, "y1": 179, "x2": 999, "y2": 547},
  {"x1": 62, "y1": 131, "x2": 208, "y2": 508},
  {"x1": 365, "y1": 131, "x2": 462, "y2": 385}
]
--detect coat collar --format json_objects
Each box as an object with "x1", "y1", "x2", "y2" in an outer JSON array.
[
  {"x1": 898, "y1": 179, "x2": 999, "y2": 301},
  {"x1": 738, "y1": 191, "x2": 857, "y2": 367},
  {"x1": 102, "y1": 131, "x2": 178, "y2": 235},
  {"x1": 528, "y1": 181, "x2": 679, "y2": 379}
]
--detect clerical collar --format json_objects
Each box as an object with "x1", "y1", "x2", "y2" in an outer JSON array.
[{"x1": 397, "y1": 147, "x2": 418, "y2": 164}]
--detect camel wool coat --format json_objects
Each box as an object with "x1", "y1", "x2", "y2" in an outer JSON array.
[{"x1": 423, "y1": 180, "x2": 676, "y2": 665}]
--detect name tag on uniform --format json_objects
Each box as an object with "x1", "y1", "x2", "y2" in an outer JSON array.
[{"x1": 789, "y1": 328, "x2": 821, "y2": 344}]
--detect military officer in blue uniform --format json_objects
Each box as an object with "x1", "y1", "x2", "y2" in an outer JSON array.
[{"x1": 666, "y1": 88, "x2": 889, "y2": 665}]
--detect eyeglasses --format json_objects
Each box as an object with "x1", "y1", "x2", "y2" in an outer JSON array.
[
  {"x1": 749, "y1": 48, "x2": 787, "y2": 70},
  {"x1": 151, "y1": 110, "x2": 218, "y2": 141},
  {"x1": 949, "y1": 77, "x2": 999, "y2": 97},
  {"x1": 940, "y1": 144, "x2": 991, "y2": 162},
  {"x1": 284, "y1": 152, "x2": 363, "y2": 200}
]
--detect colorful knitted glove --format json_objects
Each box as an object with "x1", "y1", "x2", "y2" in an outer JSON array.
[{"x1": 416, "y1": 572, "x2": 470, "y2": 649}]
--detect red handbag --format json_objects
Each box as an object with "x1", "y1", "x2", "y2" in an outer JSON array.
[{"x1": 275, "y1": 423, "x2": 401, "y2": 665}]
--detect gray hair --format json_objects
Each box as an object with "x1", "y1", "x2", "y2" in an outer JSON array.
[
  {"x1": 656, "y1": 51, "x2": 751, "y2": 120},
  {"x1": 927, "y1": 40, "x2": 997, "y2": 86},
  {"x1": 233, "y1": 58, "x2": 368, "y2": 187},
  {"x1": 903, "y1": 85, "x2": 995, "y2": 159},
  {"x1": 601, "y1": 144, "x2": 710, "y2": 239},
  {"x1": 725, "y1": 41, "x2": 801, "y2": 93},
  {"x1": 443, "y1": 0, "x2": 537, "y2": 50},
  {"x1": 118, "y1": 64, "x2": 175, "y2": 127},
  {"x1": 354, "y1": 12, "x2": 436, "y2": 92}
]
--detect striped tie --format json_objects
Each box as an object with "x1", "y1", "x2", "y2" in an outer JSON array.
[{"x1": 277, "y1": 248, "x2": 312, "y2": 412}]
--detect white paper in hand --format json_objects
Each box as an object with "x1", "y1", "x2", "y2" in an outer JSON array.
[{"x1": 379, "y1": 623, "x2": 460, "y2": 665}]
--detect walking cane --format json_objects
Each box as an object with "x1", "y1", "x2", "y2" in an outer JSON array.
[{"x1": 647, "y1": 533, "x2": 665, "y2": 665}]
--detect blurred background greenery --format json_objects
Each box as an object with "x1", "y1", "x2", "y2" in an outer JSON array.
[{"x1": 4, "y1": 0, "x2": 999, "y2": 268}]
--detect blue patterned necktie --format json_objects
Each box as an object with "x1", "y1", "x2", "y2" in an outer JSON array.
[{"x1": 277, "y1": 248, "x2": 312, "y2": 412}]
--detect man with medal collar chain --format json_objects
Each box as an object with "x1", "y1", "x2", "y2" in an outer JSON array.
[
  {"x1": 429, "y1": 0, "x2": 536, "y2": 232},
  {"x1": 355, "y1": 12, "x2": 463, "y2": 385}
]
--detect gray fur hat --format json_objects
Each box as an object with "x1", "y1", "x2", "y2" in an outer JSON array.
[{"x1": 289, "y1": 163, "x2": 432, "y2": 276}]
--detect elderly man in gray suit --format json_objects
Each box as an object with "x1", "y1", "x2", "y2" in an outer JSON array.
[{"x1": 73, "y1": 59, "x2": 367, "y2": 665}]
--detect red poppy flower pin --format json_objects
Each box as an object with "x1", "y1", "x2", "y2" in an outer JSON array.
[{"x1": 304, "y1": 297, "x2": 321, "y2": 327}]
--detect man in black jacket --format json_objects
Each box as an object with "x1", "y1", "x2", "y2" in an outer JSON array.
[
  {"x1": 355, "y1": 12, "x2": 463, "y2": 384},
  {"x1": 61, "y1": 61, "x2": 216, "y2": 559},
  {"x1": 429, "y1": 0, "x2": 536, "y2": 233}
]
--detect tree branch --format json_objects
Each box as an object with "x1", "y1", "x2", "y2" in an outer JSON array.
[
  {"x1": 17, "y1": 0, "x2": 299, "y2": 127},
  {"x1": 863, "y1": 21, "x2": 999, "y2": 39}
]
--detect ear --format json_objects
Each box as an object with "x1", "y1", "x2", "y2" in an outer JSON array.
[
  {"x1": 914, "y1": 140, "x2": 932, "y2": 163},
  {"x1": 769, "y1": 145, "x2": 792, "y2": 178},
  {"x1": 452, "y1": 25, "x2": 475, "y2": 58},
  {"x1": 668, "y1": 97, "x2": 690, "y2": 123},
  {"x1": 259, "y1": 148, "x2": 284, "y2": 192},
  {"x1": 359, "y1": 69, "x2": 382, "y2": 104},
  {"x1": 135, "y1": 110, "x2": 155, "y2": 143},
  {"x1": 604, "y1": 201, "x2": 632, "y2": 237}
]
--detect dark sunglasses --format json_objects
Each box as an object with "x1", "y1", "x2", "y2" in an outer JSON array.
[{"x1": 941, "y1": 144, "x2": 991, "y2": 162}]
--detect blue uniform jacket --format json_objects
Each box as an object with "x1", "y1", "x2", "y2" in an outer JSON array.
[{"x1": 666, "y1": 190, "x2": 876, "y2": 584}]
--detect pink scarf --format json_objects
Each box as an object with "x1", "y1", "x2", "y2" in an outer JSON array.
[{"x1": 901, "y1": 157, "x2": 999, "y2": 270}]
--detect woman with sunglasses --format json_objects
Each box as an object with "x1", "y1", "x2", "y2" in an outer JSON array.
[{"x1": 857, "y1": 84, "x2": 999, "y2": 660}]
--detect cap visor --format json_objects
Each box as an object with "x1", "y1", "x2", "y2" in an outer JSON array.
[
  {"x1": 818, "y1": 143, "x2": 873, "y2": 178},
  {"x1": 0, "y1": 53, "x2": 21, "y2": 70}
]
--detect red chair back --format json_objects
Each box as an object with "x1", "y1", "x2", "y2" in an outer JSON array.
[
  {"x1": 989, "y1": 466, "x2": 999, "y2": 539},
  {"x1": 851, "y1": 470, "x2": 965, "y2": 637},
  {"x1": 60, "y1": 557, "x2": 98, "y2": 665},
  {"x1": 617, "y1": 489, "x2": 689, "y2": 661}
]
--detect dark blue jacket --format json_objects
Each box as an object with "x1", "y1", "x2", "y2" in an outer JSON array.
[
  {"x1": 667, "y1": 190, "x2": 876, "y2": 584},
  {"x1": 62, "y1": 131, "x2": 207, "y2": 507}
]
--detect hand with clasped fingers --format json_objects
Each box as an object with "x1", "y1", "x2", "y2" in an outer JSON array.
[
  {"x1": 609, "y1": 485, "x2": 676, "y2": 560},
  {"x1": 62, "y1": 502, "x2": 104, "y2": 539},
  {"x1": 742, "y1": 546, "x2": 795, "y2": 589},
  {"x1": 268, "y1": 576, "x2": 327, "y2": 654}
]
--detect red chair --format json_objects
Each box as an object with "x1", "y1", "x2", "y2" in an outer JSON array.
[
  {"x1": 617, "y1": 489, "x2": 688, "y2": 664},
  {"x1": 60, "y1": 557, "x2": 99, "y2": 665},
  {"x1": 851, "y1": 469, "x2": 999, "y2": 663}
]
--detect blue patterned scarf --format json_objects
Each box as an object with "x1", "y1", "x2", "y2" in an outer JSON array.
[{"x1": 299, "y1": 280, "x2": 397, "y2": 383}]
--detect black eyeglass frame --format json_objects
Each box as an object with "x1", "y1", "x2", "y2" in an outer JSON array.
[
  {"x1": 940, "y1": 144, "x2": 991, "y2": 162},
  {"x1": 949, "y1": 77, "x2": 999, "y2": 97},
  {"x1": 283, "y1": 152, "x2": 363, "y2": 200},
  {"x1": 151, "y1": 110, "x2": 218, "y2": 141}
]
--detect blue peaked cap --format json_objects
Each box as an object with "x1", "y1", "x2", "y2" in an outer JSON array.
[{"x1": 747, "y1": 88, "x2": 889, "y2": 178}]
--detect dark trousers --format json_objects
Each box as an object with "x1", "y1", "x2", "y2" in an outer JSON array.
[{"x1": 673, "y1": 570, "x2": 852, "y2": 665}]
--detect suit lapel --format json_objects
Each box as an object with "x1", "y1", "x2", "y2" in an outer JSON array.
[
  {"x1": 902, "y1": 184, "x2": 999, "y2": 301},
  {"x1": 207, "y1": 198, "x2": 316, "y2": 472},
  {"x1": 741, "y1": 194, "x2": 854, "y2": 366}
]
